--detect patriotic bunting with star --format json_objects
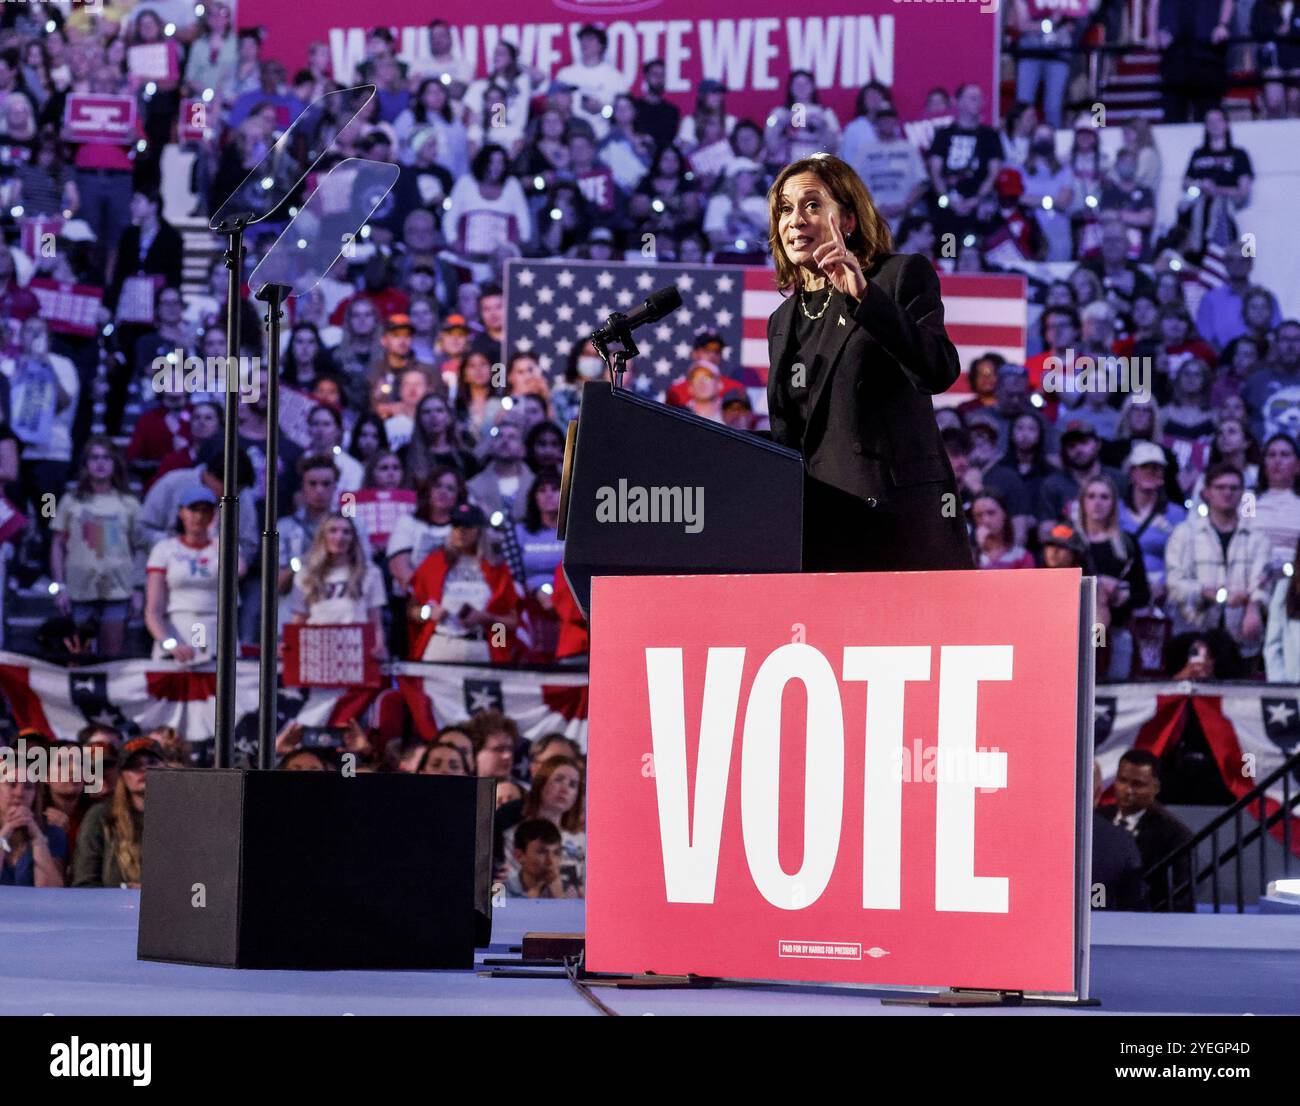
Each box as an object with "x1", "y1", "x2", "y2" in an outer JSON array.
[
  {"x1": 1094, "y1": 681, "x2": 1300, "y2": 857},
  {"x1": 0, "y1": 652, "x2": 588, "y2": 754}
]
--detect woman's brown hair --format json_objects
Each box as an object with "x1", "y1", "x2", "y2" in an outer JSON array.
[
  {"x1": 109, "y1": 775, "x2": 143, "y2": 885},
  {"x1": 521, "y1": 754, "x2": 585, "y2": 833},
  {"x1": 73, "y1": 435, "x2": 130, "y2": 500},
  {"x1": 767, "y1": 154, "x2": 894, "y2": 293}
]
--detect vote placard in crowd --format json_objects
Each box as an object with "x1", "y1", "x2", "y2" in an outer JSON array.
[
  {"x1": 63, "y1": 94, "x2": 137, "y2": 144},
  {"x1": 179, "y1": 98, "x2": 219, "y2": 142},
  {"x1": 28, "y1": 279, "x2": 103, "y2": 338},
  {"x1": 0, "y1": 495, "x2": 26, "y2": 545},
  {"x1": 282, "y1": 623, "x2": 382, "y2": 688},
  {"x1": 586, "y1": 569, "x2": 1090, "y2": 993},
  {"x1": 127, "y1": 41, "x2": 180, "y2": 82},
  {"x1": 350, "y1": 488, "x2": 418, "y2": 553}
]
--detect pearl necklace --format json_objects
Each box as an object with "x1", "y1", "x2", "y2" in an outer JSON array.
[{"x1": 799, "y1": 285, "x2": 831, "y2": 320}]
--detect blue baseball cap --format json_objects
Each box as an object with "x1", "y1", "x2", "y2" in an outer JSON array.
[{"x1": 179, "y1": 485, "x2": 218, "y2": 508}]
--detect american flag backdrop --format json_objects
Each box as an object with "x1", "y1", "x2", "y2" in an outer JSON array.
[
  {"x1": 503, "y1": 258, "x2": 778, "y2": 415},
  {"x1": 503, "y1": 258, "x2": 1028, "y2": 413},
  {"x1": 933, "y1": 272, "x2": 1029, "y2": 407}
]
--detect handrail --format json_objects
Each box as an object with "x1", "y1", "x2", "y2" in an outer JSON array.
[{"x1": 1140, "y1": 745, "x2": 1300, "y2": 911}]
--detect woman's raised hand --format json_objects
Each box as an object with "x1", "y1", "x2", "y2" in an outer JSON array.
[{"x1": 811, "y1": 210, "x2": 866, "y2": 299}]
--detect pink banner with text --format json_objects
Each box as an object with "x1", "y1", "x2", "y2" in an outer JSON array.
[{"x1": 248, "y1": 1, "x2": 1000, "y2": 124}]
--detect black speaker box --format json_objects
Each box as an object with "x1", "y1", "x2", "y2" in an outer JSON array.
[{"x1": 137, "y1": 769, "x2": 495, "y2": 970}]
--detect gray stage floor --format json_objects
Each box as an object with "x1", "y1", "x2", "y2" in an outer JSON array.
[{"x1": 2, "y1": 889, "x2": 1297, "y2": 1015}]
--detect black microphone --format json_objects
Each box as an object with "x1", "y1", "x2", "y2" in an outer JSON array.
[{"x1": 591, "y1": 285, "x2": 682, "y2": 342}]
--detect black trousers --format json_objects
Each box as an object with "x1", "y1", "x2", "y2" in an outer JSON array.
[{"x1": 801, "y1": 474, "x2": 974, "y2": 573}]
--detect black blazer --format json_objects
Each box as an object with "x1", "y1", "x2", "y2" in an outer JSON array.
[
  {"x1": 106, "y1": 221, "x2": 184, "y2": 313},
  {"x1": 1100, "y1": 802, "x2": 1194, "y2": 912},
  {"x1": 767, "y1": 251, "x2": 972, "y2": 571},
  {"x1": 1091, "y1": 811, "x2": 1149, "y2": 911}
]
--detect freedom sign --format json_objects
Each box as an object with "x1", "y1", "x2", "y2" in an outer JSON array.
[
  {"x1": 586, "y1": 569, "x2": 1090, "y2": 993},
  {"x1": 249, "y1": 1, "x2": 1000, "y2": 124},
  {"x1": 282, "y1": 623, "x2": 382, "y2": 688}
]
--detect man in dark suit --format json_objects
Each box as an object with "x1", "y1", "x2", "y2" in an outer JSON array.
[
  {"x1": 766, "y1": 154, "x2": 973, "y2": 572},
  {"x1": 1091, "y1": 761, "x2": 1148, "y2": 911},
  {"x1": 1100, "y1": 748, "x2": 1195, "y2": 911}
]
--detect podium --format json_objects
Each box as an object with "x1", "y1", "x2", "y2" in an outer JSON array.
[{"x1": 559, "y1": 381, "x2": 804, "y2": 616}]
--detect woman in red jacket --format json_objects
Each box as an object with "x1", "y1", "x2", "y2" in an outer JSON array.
[
  {"x1": 550, "y1": 564, "x2": 589, "y2": 665},
  {"x1": 407, "y1": 502, "x2": 519, "y2": 663}
]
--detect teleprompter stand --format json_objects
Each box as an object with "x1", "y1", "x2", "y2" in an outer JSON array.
[{"x1": 139, "y1": 126, "x2": 495, "y2": 970}]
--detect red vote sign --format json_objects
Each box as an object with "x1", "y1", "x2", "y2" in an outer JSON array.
[
  {"x1": 586, "y1": 569, "x2": 1088, "y2": 992},
  {"x1": 63, "y1": 94, "x2": 137, "y2": 144}
]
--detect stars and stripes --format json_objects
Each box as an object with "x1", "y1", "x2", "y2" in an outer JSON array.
[
  {"x1": 505, "y1": 258, "x2": 778, "y2": 404},
  {"x1": 933, "y1": 272, "x2": 1029, "y2": 407},
  {"x1": 506, "y1": 259, "x2": 1028, "y2": 413}
]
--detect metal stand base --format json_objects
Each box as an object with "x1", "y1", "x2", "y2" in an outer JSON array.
[
  {"x1": 882, "y1": 989, "x2": 1102, "y2": 1008},
  {"x1": 481, "y1": 931, "x2": 718, "y2": 989}
]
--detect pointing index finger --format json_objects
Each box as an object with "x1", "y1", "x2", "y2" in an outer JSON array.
[{"x1": 829, "y1": 207, "x2": 846, "y2": 249}]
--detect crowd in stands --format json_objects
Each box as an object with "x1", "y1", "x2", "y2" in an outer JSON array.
[
  {"x1": 0, "y1": 716, "x2": 587, "y2": 896},
  {"x1": 0, "y1": 2, "x2": 1297, "y2": 900}
]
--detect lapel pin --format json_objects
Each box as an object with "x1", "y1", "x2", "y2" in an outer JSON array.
[{"x1": 838, "y1": 314, "x2": 846, "y2": 327}]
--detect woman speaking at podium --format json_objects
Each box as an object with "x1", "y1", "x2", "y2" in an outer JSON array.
[{"x1": 766, "y1": 154, "x2": 973, "y2": 572}]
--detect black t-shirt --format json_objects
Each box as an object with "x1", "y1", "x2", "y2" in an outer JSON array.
[
  {"x1": 775, "y1": 287, "x2": 834, "y2": 443},
  {"x1": 469, "y1": 331, "x2": 501, "y2": 367},
  {"x1": 929, "y1": 124, "x2": 1002, "y2": 196},
  {"x1": 1184, "y1": 144, "x2": 1253, "y2": 189},
  {"x1": 1088, "y1": 531, "x2": 1150, "y2": 624},
  {"x1": 633, "y1": 97, "x2": 681, "y2": 151}
]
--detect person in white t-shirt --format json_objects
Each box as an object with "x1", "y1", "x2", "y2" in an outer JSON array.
[
  {"x1": 442, "y1": 145, "x2": 532, "y2": 283},
  {"x1": 386, "y1": 464, "x2": 463, "y2": 594},
  {"x1": 702, "y1": 158, "x2": 769, "y2": 251},
  {"x1": 289, "y1": 514, "x2": 388, "y2": 661},
  {"x1": 763, "y1": 70, "x2": 841, "y2": 163},
  {"x1": 463, "y1": 40, "x2": 544, "y2": 157},
  {"x1": 408, "y1": 19, "x2": 475, "y2": 92},
  {"x1": 51, "y1": 436, "x2": 147, "y2": 658},
  {"x1": 554, "y1": 24, "x2": 631, "y2": 142},
  {"x1": 144, "y1": 485, "x2": 241, "y2": 663},
  {"x1": 1252, "y1": 433, "x2": 1300, "y2": 579}
]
